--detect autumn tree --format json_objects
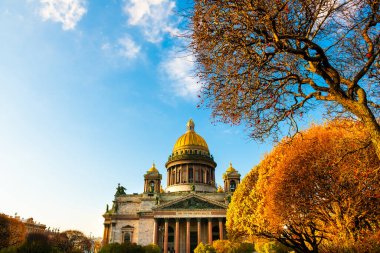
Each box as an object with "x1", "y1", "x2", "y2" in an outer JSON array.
[
  {"x1": 191, "y1": 0, "x2": 380, "y2": 158},
  {"x1": 62, "y1": 230, "x2": 91, "y2": 252},
  {"x1": 18, "y1": 233, "x2": 52, "y2": 253},
  {"x1": 226, "y1": 120, "x2": 380, "y2": 253},
  {"x1": 49, "y1": 232, "x2": 72, "y2": 252},
  {"x1": 0, "y1": 214, "x2": 26, "y2": 249}
]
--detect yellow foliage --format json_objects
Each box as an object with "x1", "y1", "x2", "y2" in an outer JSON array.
[{"x1": 227, "y1": 120, "x2": 380, "y2": 252}]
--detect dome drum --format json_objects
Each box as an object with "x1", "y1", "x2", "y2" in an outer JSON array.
[
  {"x1": 166, "y1": 153, "x2": 216, "y2": 168},
  {"x1": 166, "y1": 183, "x2": 216, "y2": 193}
]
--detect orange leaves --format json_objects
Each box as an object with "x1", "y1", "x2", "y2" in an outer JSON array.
[
  {"x1": 0, "y1": 214, "x2": 26, "y2": 248},
  {"x1": 227, "y1": 119, "x2": 380, "y2": 252}
]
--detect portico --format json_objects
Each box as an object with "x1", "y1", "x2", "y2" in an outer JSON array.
[
  {"x1": 152, "y1": 194, "x2": 227, "y2": 253},
  {"x1": 153, "y1": 217, "x2": 226, "y2": 253}
]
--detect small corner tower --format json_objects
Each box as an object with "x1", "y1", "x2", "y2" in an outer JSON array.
[
  {"x1": 223, "y1": 163, "x2": 241, "y2": 193},
  {"x1": 144, "y1": 163, "x2": 162, "y2": 194}
]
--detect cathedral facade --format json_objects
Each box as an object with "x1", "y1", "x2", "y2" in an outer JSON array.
[{"x1": 102, "y1": 120, "x2": 241, "y2": 253}]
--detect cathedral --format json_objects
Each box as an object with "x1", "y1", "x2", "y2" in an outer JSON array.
[{"x1": 102, "y1": 119, "x2": 241, "y2": 253}]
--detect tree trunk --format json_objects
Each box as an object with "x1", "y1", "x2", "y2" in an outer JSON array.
[
  {"x1": 365, "y1": 120, "x2": 380, "y2": 160},
  {"x1": 340, "y1": 95, "x2": 380, "y2": 160}
]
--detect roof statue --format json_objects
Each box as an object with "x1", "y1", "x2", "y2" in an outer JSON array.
[{"x1": 114, "y1": 183, "x2": 126, "y2": 197}]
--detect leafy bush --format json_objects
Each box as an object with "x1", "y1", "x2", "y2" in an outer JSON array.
[
  {"x1": 0, "y1": 246, "x2": 18, "y2": 253},
  {"x1": 194, "y1": 242, "x2": 216, "y2": 253},
  {"x1": 142, "y1": 244, "x2": 160, "y2": 253},
  {"x1": 123, "y1": 242, "x2": 144, "y2": 253},
  {"x1": 17, "y1": 233, "x2": 52, "y2": 253},
  {"x1": 99, "y1": 242, "x2": 145, "y2": 253},
  {"x1": 254, "y1": 240, "x2": 290, "y2": 253},
  {"x1": 212, "y1": 240, "x2": 231, "y2": 253},
  {"x1": 235, "y1": 242, "x2": 254, "y2": 253},
  {"x1": 99, "y1": 243, "x2": 124, "y2": 253}
]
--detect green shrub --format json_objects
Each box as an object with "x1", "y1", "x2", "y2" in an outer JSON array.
[
  {"x1": 235, "y1": 242, "x2": 254, "y2": 253},
  {"x1": 99, "y1": 243, "x2": 124, "y2": 253},
  {"x1": 0, "y1": 246, "x2": 18, "y2": 253},
  {"x1": 122, "y1": 242, "x2": 144, "y2": 253},
  {"x1": 143, "y1": 244, "x2": 160, "y2": 253},
  {"x1": 17, "y1": 233, "x2": 52, "y2": 253}
]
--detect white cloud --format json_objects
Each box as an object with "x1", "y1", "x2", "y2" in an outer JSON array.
[
  {"x1": 39, "y1": 0, "x2": 86, "y2": 30},
  {"x1": 161, "y1": 48, "x2": 200, "y2": 100},
  {"x1": 118, "y1": 36, "x2": 141, "y2": 59},
  {"x1": 100, "y1": 36, "x2": 141, "y2": 60},
  {"x1": 123, "y1": 0, "x2": 180, "y2": 43}
]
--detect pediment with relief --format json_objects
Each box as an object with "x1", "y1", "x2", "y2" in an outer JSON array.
[{"x1": 155, "y1": 194, "x2": 227, "y2": 210}]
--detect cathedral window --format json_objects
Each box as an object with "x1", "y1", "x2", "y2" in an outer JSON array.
[
  {"x1": 189, "y1": 168, "x2": 193, "y2": 183},
  {"x1": 230, "y1": 180, "x2": 236, "y2": 192},
  {"x1": 149, "y1": 181, "x2": 155, "y2": 193},
  {"x1": 121, "y1": 225, "x2": 134, "y2": 243},
  {"x1": 124, "y1": 232, "x2": 131, "y2": 243}
]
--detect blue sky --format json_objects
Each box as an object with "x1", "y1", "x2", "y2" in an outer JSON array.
[{"x1": 0, "y1": 0, "x2": 291, "y2": 237}]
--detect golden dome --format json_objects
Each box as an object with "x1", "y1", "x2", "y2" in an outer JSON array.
[
  {"x1": 147, "y1": 163, "x2": 158, "y2": 173},
  {"x1": 226, "y1": 162, "x2": 236, "y2": 173},
  {"x1": 173, "y1": 119, "x2": 209, "y2": 154}
]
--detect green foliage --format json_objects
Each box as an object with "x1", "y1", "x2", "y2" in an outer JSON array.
[
  {"x1": 254, "y1": 240, "x2": 290, "y2": 253},
  {"x1": 99, "y1": 243, "x2": 124, "y2": 253},
  {"x1": 99, "y1": 242, "x2": 145, "y2": 253},
  {"x1": 194, "y1": 242, "x2": 216, "y2": 253},
  {"x1": 235, "y1": 242, "x2": 254, "y2": 253},
  {"x1": 142, "y1": 244, "x2": 160, "y2": 253},
  {"x1": 18, "y1": 233, "x2": 52, "y2": 253},
  {"x1": 0, "y1": 246, "x2": 18, "y2": 253},
  {"x1": 123, "y1": 242, "x2": 144, "y2": 253}
]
